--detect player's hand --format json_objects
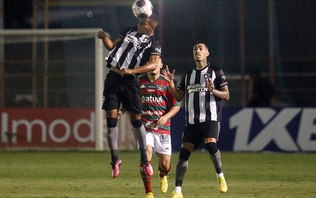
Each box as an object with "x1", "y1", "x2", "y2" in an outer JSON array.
[
  {"x1": 162, "y1": 65, "x2": 175, "y2": 83},
  {"x1": 119, "y1": 68, "x2": 134, "y2": 76},
  {"x1": 97, "y1": 30, "x2": 108, "y2": 39},
  {"x1": 205, "y1": 77, "x2": 214, "y2": 92},
  {"x1": 156, "y1": 116, "x2": 167, "y2": 126}
]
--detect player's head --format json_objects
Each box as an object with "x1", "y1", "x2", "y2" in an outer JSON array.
[
  {"x1": 193, "y1": 40, "x2": 210, "y2": 61},
  {"x1": 138, "y1": 13, "x2": 158, "y2": 35}
]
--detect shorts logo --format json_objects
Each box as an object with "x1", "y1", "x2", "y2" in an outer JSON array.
[{"x1": 159, "y1": 134, "x2": 170, "y2": 144}]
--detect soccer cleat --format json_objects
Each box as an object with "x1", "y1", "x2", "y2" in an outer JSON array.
[
  {"x1": 145, "y1": 192, "x2": 154, "y2": 198},
  {"x1": 171, "y1": 191, "x2": 183, "y2": 198},
  {"x1": 159, "y1": 175, "x2": 168, "y2": 193},
  {"x1": 111, "y1": 159, "x2": 122, "y2": 178},
  {"x1": 217, "y1": 175, "x2": 228, "y2": 193},
  {"x1": 141, "y1": 161, "x2": 153, "y2": 176}
]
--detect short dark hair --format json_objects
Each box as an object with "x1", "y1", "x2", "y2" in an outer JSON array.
[{"x1": 193, "y1": 40, "x2": 209, "y2": 50}]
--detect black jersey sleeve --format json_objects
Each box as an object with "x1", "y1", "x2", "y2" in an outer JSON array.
[
  {"x1": 212, "y1": 66, "x2": 228, "y2": 89},
  {"x1": 149, "y1": 39, "x2": 162, "y2": 56},
  {"x1": 139, "y1": 38, "x2": 161, "y2": 66}
]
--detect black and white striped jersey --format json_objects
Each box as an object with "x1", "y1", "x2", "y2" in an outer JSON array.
[
  {"x1": 178, "y1": 64, "x2": 228, "y2": 124},
  {"x1": 106, "y1": 26, "x2": 161, "y2": 69}
]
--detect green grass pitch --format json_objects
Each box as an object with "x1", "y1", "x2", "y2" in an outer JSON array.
[{"x1": 0, "y1": 151, "x2": 315, "y2": 198}]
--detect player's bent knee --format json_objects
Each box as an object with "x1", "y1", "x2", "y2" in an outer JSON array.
[
  {"x1": 106, "y1": 118, "x2": 117, "y2": 128},
  {"x1": 179, "y1": 148, "x2": 191, "y2": 161},
  {"x1": 131, "y1": 120, "x2": 142, "y2": 128},
  {"x1": 205, "y1": 142, "x2": 218, "y2": 154}
]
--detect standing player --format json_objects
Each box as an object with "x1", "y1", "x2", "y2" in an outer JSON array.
[
  {"x1": 162, "y1": 41, "x2": 230, "y2": 198},
  {"x1": 139, "y1": 58, "x2": 180, "y2": 198},
  {"x1": 97, "y1": 14, "x2": 160, "y2": 179}
]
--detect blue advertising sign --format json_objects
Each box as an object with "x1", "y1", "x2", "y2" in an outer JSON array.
[{"x1": 171, "y1": 108, "x2": 316, "y2": 152}]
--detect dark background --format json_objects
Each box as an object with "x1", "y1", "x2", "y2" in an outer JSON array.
[{"x1": 3, "y1": 0, "x2": 316, "y2": 107}]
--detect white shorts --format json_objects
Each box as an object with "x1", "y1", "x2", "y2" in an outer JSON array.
[{"x1": 146, "y1": 131, "x2": 172, "y2": 155}]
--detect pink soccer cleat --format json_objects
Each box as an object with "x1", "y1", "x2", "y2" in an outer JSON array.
[
  {"x1": 111, "y1": 159, "x2": 122, "y2": 178},
  {"x1": 141, "y1": 161, "x2": 153, "y2": 176}
]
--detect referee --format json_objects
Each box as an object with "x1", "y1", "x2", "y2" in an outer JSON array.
[
  {"x1": 162, "y1": 41, "x2": 230, "y2": 198},
  {"x1": 97, "y1": 14, "x2": 160, "y2": 179}
]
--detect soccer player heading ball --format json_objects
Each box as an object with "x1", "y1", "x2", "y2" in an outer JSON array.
[{"x1": 96, "y1": 8, "x2": 160, "y2": 188}]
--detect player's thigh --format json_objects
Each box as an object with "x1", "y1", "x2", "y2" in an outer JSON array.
[
  {"x1": 201, "y1": 121, "x2": 219, "y2": 139},
  {"x1": 145, "y1": 132, "x2": 155, "y2": 161},
  {"x1": 182, "y1": 124, "x2": 203, "y2": 149},
  {"x1": 103, "y1": 92, "x2": 121, "y2": 111},
  {"x1": 146, "y1": 132, "x2": 155, "y2": 147},
  {"x1": 121, "y1": 77, "x2": 142, "y2": 114},
  {"x1": 102, "y1": 75, "x2": 121, "y2": 111}
]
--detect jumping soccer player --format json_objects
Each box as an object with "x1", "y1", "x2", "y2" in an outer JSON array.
[
  {"x1": 97, "y1": 14, "x2": 160, "y2": 179},
  {"x1": 162, "y1": 41, "x2": 230, "y2": 198}
]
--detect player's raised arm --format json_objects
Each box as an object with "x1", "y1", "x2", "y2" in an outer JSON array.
[
  {"x1": 97, "y1": 30, "x2": 122, "y2": 51},
  {"x1": 162, "y1": 65, "x2": 184, "y2": 102}
]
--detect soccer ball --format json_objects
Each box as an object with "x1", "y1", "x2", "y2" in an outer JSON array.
[{"x1": 132, "y1": 0, "x2": 153, "y2": 19}]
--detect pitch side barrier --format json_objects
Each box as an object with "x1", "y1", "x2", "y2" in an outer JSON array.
[
  {"x1": 171, "y1": 107, "x2": 316, "y2": 152},
  {"x1": 1, "y1": 107, "x2": 315, "y2": 152}
]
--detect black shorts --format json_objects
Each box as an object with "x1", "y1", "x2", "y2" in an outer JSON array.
[
  {"x1": 182, "y1": 121, "x2": 220, "y2": 148},
  {"x1": 102, "y1": 70, "x2": 142, "y2": 114}
]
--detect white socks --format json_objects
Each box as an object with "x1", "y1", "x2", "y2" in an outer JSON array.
[
  {"x1": 217, "y1": 172, "x2": 224, "y2": 178},
  {"x1": 174, "y1": 186, "x2": 182, "y2": 193}
]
